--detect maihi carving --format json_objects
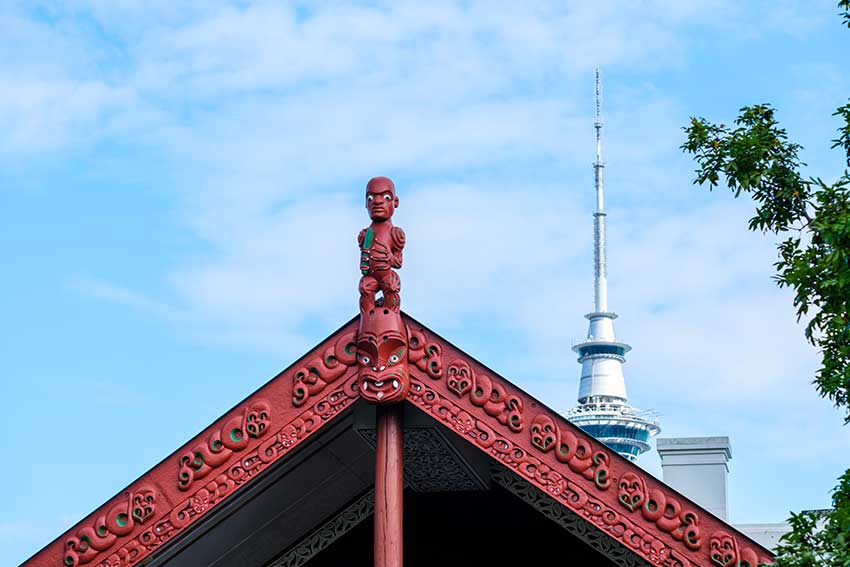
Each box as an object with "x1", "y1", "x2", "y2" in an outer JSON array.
[{"x1": 177, "y1": 400, "x2": 272, "y2": 491}]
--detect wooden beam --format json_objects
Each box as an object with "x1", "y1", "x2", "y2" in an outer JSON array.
[{"x1": 374, "y1": 404, "x2": 403, "y2": 567}]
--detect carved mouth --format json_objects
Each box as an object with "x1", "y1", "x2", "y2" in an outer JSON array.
[{"x1": 360, "y1": 371, "x2": 405, "y2": 401}]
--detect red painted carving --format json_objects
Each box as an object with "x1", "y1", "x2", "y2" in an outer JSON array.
[
  {"x1": 28, "y1": 315, "x2": 773, "y2": 567},
  {"x1": 358, "y1": 176, "x2": 405, "y2": 315},
  {"x1": 24, "y1": 319, "x2": 362, "y2": 567},
  {"x1": 63, "y1": 486, "x2": 159, "y2": 566},
  {"x1": 356, "y1": 177, "x2": 410, "y2": 405},
  {"x1": 357, "y1": 308, "x2": 409, "y2": 404},
  {"x1": 617, "y1": 472, "x2": 702, "y2": 551},
  {"x1": 400, "y1": 314, "x2": 773, "y2": 567},
  {"x1": 85, "y1": 380, "x2": 358, "y2": 567},
  {"x1": 445, "y1": 359, "x2": 524, "y2": 432},
  {"x1": 407, "y1": 378, "x2": 694, "y2": 566},
  {"x1": 292, "y1": 330, "x2": 358, "y2": 407},
  {"x1": 406, "y1": 325, "x2": 443, "y2": 379},
  {"x1": 529, "y1": 414, "x2": 610, "y2": 488},
  {"x1": 177, "y1": 400, "x2": 272, "y2": 491},
  {"x1": 709, "y1": 530, "x2": 771, "y2": 567}
]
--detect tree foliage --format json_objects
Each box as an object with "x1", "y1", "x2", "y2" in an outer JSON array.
[
  {"x1": 681, "y1": 3, "x2": 850, "y2": 565},
  {"x1": 682, "y1": 105, "x2": 850, "y2": 421}
]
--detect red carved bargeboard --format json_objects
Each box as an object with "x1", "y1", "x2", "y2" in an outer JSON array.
[
  {"x1": 24, "y1": 315, "x2": 773, "y2": 567},
  {"x1": 400, "y1": 317, "x2": 773, "y2": 567},
  {"x1": 24, "y1": 319, "x2": 362, "y2": 567}
]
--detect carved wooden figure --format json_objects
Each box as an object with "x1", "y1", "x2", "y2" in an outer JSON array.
[
  {"x1": 356, "y1": 176, "x2": 409, "y2": 405},
  {"x1": 357, "y1": 176, "x2": 406, "y2": 567},
  {"x1": 358, "y1": 176, "x2": 405, "y2": 315}
]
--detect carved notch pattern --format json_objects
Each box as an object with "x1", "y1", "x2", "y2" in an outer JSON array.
[
  {"x1": 75, "y1": 379, "x2": 359, "y2": 567},
  {"x1": 269, "y1": 490, "x2": 375, "y2": 567},
  {"x1": 709, "y1": 530, "x2": 770, "y2": 567},
  {"x1": 406, "y1": 378, "x2": 698, "y2": 566},
  {"x1": 64, "y1": 487, "x2": 160, "y2": 567},
  {"x1": 444, "y1": 359, "x2": 524, "y2": 432},
  {"x1": 357, "y1": 427, "x2": 486, "y2": 492},
  {"x1": 177, "y1": 400, "x2": 272, "y2": 491}
]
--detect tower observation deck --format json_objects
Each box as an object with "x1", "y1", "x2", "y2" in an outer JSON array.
[{"x1": 563, "y1": 69, "x2": 660, "y2": 462}]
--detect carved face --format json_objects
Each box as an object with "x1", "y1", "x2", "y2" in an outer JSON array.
[
  {"x1": 366, "y1": 176, "x2": 398, "y2": 221},
  {"x1": 356, "y1": 309, "x2": 408, "y2": 404}
]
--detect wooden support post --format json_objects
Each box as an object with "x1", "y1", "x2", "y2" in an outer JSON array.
[{"x1": 374, "y1": 404, "x2": 403, "y2": 567}]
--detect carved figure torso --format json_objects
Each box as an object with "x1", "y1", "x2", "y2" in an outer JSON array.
[{"x1": 358, "y1": 221, "x2": 405, "y2": 313}]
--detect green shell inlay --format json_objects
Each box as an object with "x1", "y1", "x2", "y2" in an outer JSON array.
[
  {"x1": 116, "y1": 513, "x2": 128, "y2": 528},
  {"x1": 595, "y1": 468, "x2": 609, "y2": 488},
  {"x1": 230, "y1": 428, "x2": 243, "y2": 442},
  {"x1": 363, "y1": 227, "x2": 374, "y2": 249}
]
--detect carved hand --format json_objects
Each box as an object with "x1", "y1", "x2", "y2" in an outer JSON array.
[{"x1": 369, "y1": 241, "x2": 393, "y2": 271}]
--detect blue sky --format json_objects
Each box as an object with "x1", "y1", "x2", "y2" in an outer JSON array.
[{"x1": 2, "y1": 1, "x2": 849, "y2": 564}]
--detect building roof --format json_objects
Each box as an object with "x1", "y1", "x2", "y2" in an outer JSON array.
[{"x1": 23, "y1": 313, "x2": 773, "y2": 567}]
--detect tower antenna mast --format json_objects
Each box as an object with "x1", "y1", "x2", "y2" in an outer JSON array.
[{"x1": 593, "y1": 68, "x2": 607, "y2": 313}]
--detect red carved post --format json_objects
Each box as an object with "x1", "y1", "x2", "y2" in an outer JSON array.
[
  {"x1": 355, "y1": 176, "x2": 407, "y2": 567},
  {"x1": 374, "y1": 404, "x2": 403, "y2": 567}
]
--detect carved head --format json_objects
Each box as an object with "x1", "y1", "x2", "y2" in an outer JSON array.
[
  {"x1": 356, "y1": 308, "x2": 408, "y2": 404},
  {"x1": 365, "y1": 176, "x2": 399, "y2": 221}
]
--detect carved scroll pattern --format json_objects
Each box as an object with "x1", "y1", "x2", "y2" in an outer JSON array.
[
  {"x1": 292, "y1": 330, "x2": 358, "y2": 407},
  {"x1": 406, "y1": 325, "x2": 443, "y2": 379},
  {"x1": 407, "y1": 378, "x2": 695, "y2": 567},
  {"x1": 177, "y1": 400, "x2": 272, "y2": 491},
  {"x1": 530, "y1": 414, "x2": 611, "y2": 489},
  {"x1": 709, "y1": 530, "x2": 771, "y2": 567},
  {"x1": 77, "y1": 379, "x2": 359, "y2": 567},
  {"x1": 617, "y1": 472, "x2": 702, "y2": 552},
  {"x1": 443, "y1": 359, "x2": 524, "y2": 432},
  {"x1": 64, "y1": 487, "x2": 160, "y2": 566}
]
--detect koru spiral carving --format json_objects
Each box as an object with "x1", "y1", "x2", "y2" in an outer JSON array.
[
  {"x1": 64, "y1": 486, "x2": 157, "y2": 566},
  {"x1": 616, "y1": 471, "x2": 702, "y2": 551},
  {"x1": 177, "y1": 400, "x2": 272, "y2": 490}
]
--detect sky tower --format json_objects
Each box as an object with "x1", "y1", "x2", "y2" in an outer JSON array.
[{"x1": 563, "y1": 69, "x2": 660, "y2": 462}]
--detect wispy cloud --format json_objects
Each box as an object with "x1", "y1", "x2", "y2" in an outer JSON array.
[{"x1": 68, "y1": 274, "x2": 177, "y2": 320}]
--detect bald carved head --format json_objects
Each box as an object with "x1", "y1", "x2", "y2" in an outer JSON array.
[{"x1": 365, "y1": 176, "x2": 399, "y2": 221}]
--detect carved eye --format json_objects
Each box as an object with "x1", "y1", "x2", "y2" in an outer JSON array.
[
  {"x1": 360, "y1": 355, "x2": 371, "y2": 365},
  {"x1": 367, "y1": 195, "x2": 374, "y2": 202},
  {"x1": 383, "y1": 194, "x2": 391, "y2": 201},
  {"x1": 388, "y1": 354, "x2": 400, "y2": 364}
]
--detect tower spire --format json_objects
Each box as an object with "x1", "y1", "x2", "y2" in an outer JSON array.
[
  {"x1": 593, "y1": 68, "x2": 607, "y2": 313},
  {"x1": 564, "y1": 69, "x2": 660, "y2": 462}
]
